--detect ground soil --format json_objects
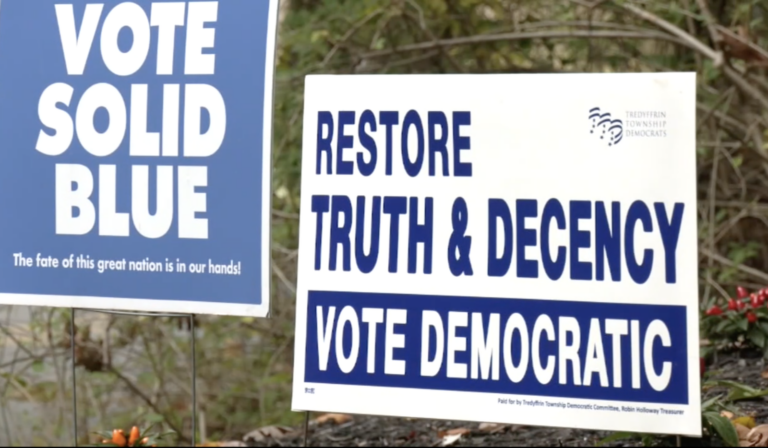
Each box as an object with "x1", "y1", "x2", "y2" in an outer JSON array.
[{"x1": 244, "y1": 352, "x2": 768, "y2": 447}]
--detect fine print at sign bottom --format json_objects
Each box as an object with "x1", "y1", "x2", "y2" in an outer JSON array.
[
  {"x1": 12, "y1": 252, "x2": 242, "y2": 275},
  {"x1": 499, "y1": 397, "x2": 685, "y2": 416}
]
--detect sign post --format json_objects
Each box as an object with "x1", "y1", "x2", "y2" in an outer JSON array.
[
  {"x1": 292, "y1": 73, "x2": 701, "y2": 436},
  {"x1": 0, "y1": 0, "x2": 279, "y2": 317}
]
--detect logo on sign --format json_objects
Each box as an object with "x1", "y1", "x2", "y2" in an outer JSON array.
[
  {"x1": 589, "y1": 107, "x2": 670, "y2": 145},
  {"x1": 589, "y1": 107, "x2": 624, "y2": 146}
]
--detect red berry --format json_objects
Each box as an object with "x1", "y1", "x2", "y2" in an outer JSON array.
[
  {"x1": 706, "y1": 306, "x2": 723, "y2": 316},
  {"x1": 747, "y1": 312, "x2": 758, "y2": 323},
  {"x1": 737, "y1": 300, "x2": 747, "y2": 311},
  {"x1": 738, "y1": 286, "x2": 749, "y2": 299},
  {"x1": 728, "y1": 299, "x2": 738, "y2": 310},
  {"x1": 751, "y1": 294, "x2": 761, "y2": 308}
]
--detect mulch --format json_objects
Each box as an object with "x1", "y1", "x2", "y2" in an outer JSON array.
[{"x1": 242, "y1": 352, "x2": 768, "y2": 447}]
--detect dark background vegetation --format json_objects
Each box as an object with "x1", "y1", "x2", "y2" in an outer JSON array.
[{"x1": 0, "y1": 0, "x2": 766, "y2": 445}]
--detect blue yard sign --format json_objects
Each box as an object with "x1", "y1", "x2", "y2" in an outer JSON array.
[{"x1": 0, "y1": 0, "x2": 278, "y2": 317}]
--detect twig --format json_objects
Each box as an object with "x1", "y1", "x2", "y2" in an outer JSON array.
[
  {"x1": 0, "y1": 306, "x2": 13, "y2": 443},
  {"x1": 748, "y1": 73, "x2": 768, "y2": 94},
  {"x1": 696, "y1": 104, "x2": 748, "y2": 134},
  {"x1": 487, "y1": 19, "x2": 668, "y2": 34},
  {"x1": 152, "y1": 325, "x2": 194, "y2": 398},
  {"x1": 0, "y1": 346, "x2": 22, "y2": 398},
  {"x1": 0, "y1": 325, "x2": 35, "y2": 359},
  {"x1": 360, "y1": 29, "x2": 685, "y2": 59},
  {"x1": 404, "y1": 9, "x2": 465, "y2": 73},
  {"x1": 272, "y1": 260, "x2": 297, "y2": 296},
  {"x1": 46, "y1": 309, "x2": 69, "y2": 441},
  {"x1": 8, "y1": 375, "x2": 36, "y2": 403},
  {"x1": 696, "y1": 87, "x2": 735, "y2": 132},
  {"x1": 698, "y1": 142, "x2": 742, "y2": 148},
  {"x1": 272, "y1": 209, "x2": 299, "y2": 220},
  {"x1": 0, "y1": 306, "x2": 13, "y2": 374},
  {"x1": 712, "y1": 206, "x2": 751, "y2": 247},
  {"x1": 0, "y1": 394, "x2": 12, "y2": 446},
  {"x1": 82, "y1": 378, "x2": 106, "y2": 437},
  {"x1": 700, "y1": 247, "x2": 768, "y2": 284},
  {"x1": 618, "y1": 2, "x2": 723, "y2": 64},
  {"x1": 108, "y1": 367, "x2": 187, "y2": 443},
  {"x1": 680, "y1": 0, "x2": 702, "y2": 68},
  {"x1": 321, "y1": 7, "x2": 383, "y2": 67},
  {"x1": 714, "y1": 201, "x2": 768, "y2": 211},
  {"x1": 715, "y1": 25, "x2": 768, "y2": 63},
  {"x1": 258, "y1": 335, "x2": 294, "y2": 423},
  {"x1": 722, "y1": 65, "x2": 768, "y2": 111},
  {"x1": 358, "y1": 50, "x2": 441, "y2": 73},
  {"x1": 139, "y1": 324, "x2": 174, "y2": 414},
  {"x1": 705, "y1": 276, "x2": 731, "y2": 301},
  {"x1": 694, "y1": 0, "x2": 723, "y2": 52},
  {"x1": 704, "y1": 132, "x2": 721, "y2": 304},
  {"x1": 619, "y1": 2, "x2": 768, "y2": 110}
]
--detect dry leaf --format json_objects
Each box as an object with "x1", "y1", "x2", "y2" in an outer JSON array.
[
  {"x1": 446, "y1": 428, "x2": 471, "y2": 436},
  {"x1": 722, "y1": 411, "x2": 735, "y2": 419},
  {"x1": 314, "y1": 413, "x2": 353, "y2": 425},
  {"x1": 736, "y1": 423, "x2": 752, "y2": 441},
  {"x1": 745, "y1": 425, "x2": 768, "y2": 447},
  {"x1": 716, "y1": 25, "x2": 768, "y2": 65},
  {"x1": 242, "y1": 425, "x2": 293, "y2": 443},
  {"x1": 761, "y1": 367, "x2": 768, "y2": 380},
  {"x1": 735, "y1": 417, "x2": 757, "y2": 429},
  {"x1": 440, "y1": 434, "x2": 463, "y2": 447},
  {"x1": 437, "y1": 428, "x2": 470, "y2": 438},
  {"x1": 478, "y1": 423, "x2": 507, "y2": 433}
]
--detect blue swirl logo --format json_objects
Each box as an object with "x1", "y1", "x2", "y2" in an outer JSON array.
[{"x1": 589, "y1": 107, "x2": 623, "y2": 146}]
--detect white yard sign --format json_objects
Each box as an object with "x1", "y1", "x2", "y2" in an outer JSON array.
[{"x1": 292, "y1": 73, "x2": 700, "y2": 436}]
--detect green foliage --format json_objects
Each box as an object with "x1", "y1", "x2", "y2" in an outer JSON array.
[
  {"x1": 699, "y1": 392, "x2": 744, "y2": 447},
  {"x1": 705, "y1": 380, "x2": 768, "y2": 402},
  {"x1": 596, "y1": 431, "x2": 656, "y2": 447},
  {"x1": 703, "y1": 412, "x2": 740, "y2": 447},
  {"x1": 701, "y1": 285, "x2": 768, "y2": 354},
  {"x1": 599, "y1": 384, "x2": 756, "y2": 447}
]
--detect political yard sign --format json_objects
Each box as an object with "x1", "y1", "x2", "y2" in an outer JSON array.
[
  {"x1": 292, "y1": 73, "x2": 700, "y2": 435},
  {"x1": 0, "y1": 0, "x2": 278, "y2": 317}
]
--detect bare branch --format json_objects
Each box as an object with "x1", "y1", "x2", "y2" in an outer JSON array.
[
  {"x1": 722, "y1": 65, "x2": 768, "y2": 110},
  {"x1": 361, "y1": 29, "x2": 684, "y2": 59},
  {"x1": 619, "y1": 2, "x2": 723, "y2": 64},
  {"x1": 694, "y1": 0, "x2": 724, "y2": 52},
  {"x1": 620, "y1": 2, "x2": 768, "y2": 110},
  {"x1": 700, "y1": 247, "x2": 768, "y2": 284},
  {"x1": 321, "y1": 7, "x2": 384, "y2": 68}
]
